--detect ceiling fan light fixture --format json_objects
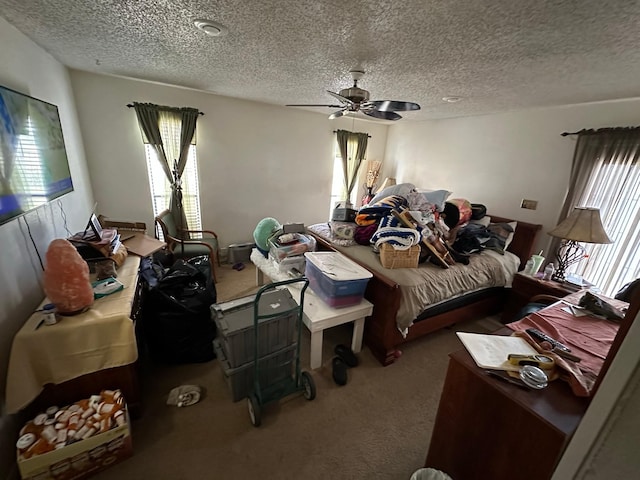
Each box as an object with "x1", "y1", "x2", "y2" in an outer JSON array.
[
  {"x1": 194, "y1": 19, "x2": 228, "y2": 37},
  {"x1": 442, "y1": 96, "x2": 462, "y2": 103}
]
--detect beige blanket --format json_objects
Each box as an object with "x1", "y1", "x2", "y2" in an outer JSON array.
[
  {"x1": 5, "y1": 256, "x2": 140, "y2": 414},
  {"x1": 329, "y1": 244, "x2": 520, "y2": 334}
]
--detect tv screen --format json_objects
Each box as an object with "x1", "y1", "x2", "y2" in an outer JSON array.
[{"x1": 0, "y1": 85, "x2": 74, "y2": 225}]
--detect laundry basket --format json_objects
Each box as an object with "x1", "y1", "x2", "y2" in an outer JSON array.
[{"x1": 410, "y1": 467, "x2": 452, "y2": 480}]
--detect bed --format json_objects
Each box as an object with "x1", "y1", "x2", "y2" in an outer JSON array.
[{"x1": 307, "y1": 215, "x2": 542, "y2": 366}]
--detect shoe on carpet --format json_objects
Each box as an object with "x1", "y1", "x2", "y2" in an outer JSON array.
[
  {"x1": 335, "y1": 344, "x2": 358, "y2": 367},
  {"x1": 332, "y1": 357, "x2": 348, "y2": 386}
]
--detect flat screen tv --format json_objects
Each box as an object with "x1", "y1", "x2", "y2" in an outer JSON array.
[{"x1": 0, "y1": 85, "x2": 73, "y2": 225}]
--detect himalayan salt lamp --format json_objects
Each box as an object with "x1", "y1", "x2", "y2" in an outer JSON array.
[{"x1": 43, "y1": 239, "x2": 94, "y2": 315}]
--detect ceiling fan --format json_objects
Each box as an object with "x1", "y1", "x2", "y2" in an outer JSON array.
[{"x1": 286, "y1": 69, "x2": 421, "y2": 121}]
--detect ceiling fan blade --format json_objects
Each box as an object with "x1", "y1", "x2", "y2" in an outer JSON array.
[
  {"x1": 363, "y1": 109, "x2": 402, "y2": 121},
  {"x1": 327, "y1": 90, "x2": 354, "y2": 106},
  {"x1": 328, "y1": 109, "x2": 349, "y2": 120},
  {"x1": 286, "y1": 104, "x2": 343, "y2": 108},
  {"x1": 369, "y1": 100, "x2": 421, "y2": 112}
]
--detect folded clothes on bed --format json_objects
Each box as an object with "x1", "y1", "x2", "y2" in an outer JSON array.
[
  {"x1": 370, "y1": 226, "x2": 421, "y2": 250},
  {"x1": 356, "y1": 195, "x2": 408, "y2": 226}
]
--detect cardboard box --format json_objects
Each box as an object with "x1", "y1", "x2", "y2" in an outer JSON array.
[{"x1": 18, "y1": 406, "x2": 132, "y2": 480}]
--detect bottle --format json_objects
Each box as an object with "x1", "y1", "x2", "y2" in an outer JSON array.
[
  {"x1": 543, "y1": 263, "x2": 555, "y2": 281},
  {"x1": 42, "y1": 304, "x2": 57, "y2": 326},
  {"x1": 524, "y1": 258, "x2": 534, "y2": 276}
]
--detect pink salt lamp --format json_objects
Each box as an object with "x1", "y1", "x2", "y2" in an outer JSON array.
[{"x1": 43, "y1": 239, "x2": 94, "y2": 315}]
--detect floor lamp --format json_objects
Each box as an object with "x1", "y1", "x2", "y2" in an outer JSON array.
[{"x1": 547, "y1": 207, "x2": 612, "y2": 282}]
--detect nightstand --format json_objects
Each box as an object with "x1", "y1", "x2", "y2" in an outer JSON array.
[{"x1": 501, "y1": 272, "x2": 577, "y2": 323}]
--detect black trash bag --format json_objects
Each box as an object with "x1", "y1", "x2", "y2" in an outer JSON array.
[{"x1": 142, "y1": 255, "x2": 217, "y2": 364}]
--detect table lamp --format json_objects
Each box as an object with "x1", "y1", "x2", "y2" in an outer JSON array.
[{"x1": 547, "y1": 207, "x2": 612, "y2": 282}]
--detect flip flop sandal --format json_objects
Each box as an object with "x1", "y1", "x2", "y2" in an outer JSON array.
[
  {"x1": 332, "y1": 357, "x2": 348, "y2": 386},
  {"x1": 335, "y1": 344, "x2": 359, "y2": 368}
]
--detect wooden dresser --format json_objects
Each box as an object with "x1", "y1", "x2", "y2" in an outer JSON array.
[{"x1": 425, "y1": 341, "x2": 589, "y2": 480}]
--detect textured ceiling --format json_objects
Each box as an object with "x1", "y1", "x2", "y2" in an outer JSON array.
[{"x1": 2, "y1": 0, "x2": 640, "y2": 121}]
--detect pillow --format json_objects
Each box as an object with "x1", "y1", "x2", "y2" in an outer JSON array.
[
  {"x1": 415, "y1": 189, "x2": 452, "y2": 212},
  {"x1": 369, "y1": 183, "x2": 415, "y2": 205},
  {"x1": 503, "y1": 221, "x2": 517, "y2": 250},
  {"x1": 485, "y1": 221, "x2": 517, "y2": 254},
  {"x1": 470, "y1": 216, "x2": 491, "y2": 227},
  {"x1": 405, "y1": 191, "x2": 435, "y2": 213}
]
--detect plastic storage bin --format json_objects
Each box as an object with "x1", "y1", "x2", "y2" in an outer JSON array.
[
  {"x1": 214, "y1": 339, "x2": 296, "y2": 402},
  {"x1": 304, "y1": 251, "x2": 372, "y2": 307},
  {"x1": 211, "y1": 289, "x2": 298, "y2": 368},
  {"x1": 268, "y1": 252, "x2": 306, "y2": 275},
  {"x1": 268, "y1": 233, "x2": 316, "y2": 261}
]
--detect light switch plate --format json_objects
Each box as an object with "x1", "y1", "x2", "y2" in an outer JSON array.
[{"x1": 521, "y1": 199, "x2": 538, "y2": 210}]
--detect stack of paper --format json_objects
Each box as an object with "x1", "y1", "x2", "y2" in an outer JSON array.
[{"x1": 456, "y1": 332, "x2": 538, "y2": 372}]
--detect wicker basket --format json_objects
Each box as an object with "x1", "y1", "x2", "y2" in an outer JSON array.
[{"x1": 379, "y1": 243, "x2": 420, "y2": 269}]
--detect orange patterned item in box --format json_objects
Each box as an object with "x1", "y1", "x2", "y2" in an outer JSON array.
[{"x1": 43, "y1": 239, "x2": 94, "y2": 315}]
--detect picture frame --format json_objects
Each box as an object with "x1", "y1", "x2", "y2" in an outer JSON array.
[{"x1": 83, "y1": 213, "x2": 103, "y2": 240}]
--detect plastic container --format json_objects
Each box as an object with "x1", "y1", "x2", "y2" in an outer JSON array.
[
  {"x1": 211, "y1": 289, "x2": 298, "y2": 368},
  {"x1": 530, "y1": 254, "x2": 545, "y2": 275},
  {"x1": 214, "y1": 339, "x2": 296, "y2": 402},
  {"x1": 304, "y1": 251, "x2": 372, "y2": 307},
  {"x1": 268, "y1": 233, "x2": 315, "y2": 261},
  {"x1": 269, "y1": 253, "x2": 305, "y2": 275},
  {"x1": 543, "y1": 263, "x2": 555, "y2": 281},
  {"x1": 42, "y1": 304, "x2": 57, "y2": 326}
]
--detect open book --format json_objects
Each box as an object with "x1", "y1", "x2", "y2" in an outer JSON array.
[{"x1": 457, "y1": 332, "x2": 538, "y2": 372}]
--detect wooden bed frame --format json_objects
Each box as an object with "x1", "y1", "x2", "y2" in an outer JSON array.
[{"x1": 309, "y1": 215, "x2": 542, "y2": 366}]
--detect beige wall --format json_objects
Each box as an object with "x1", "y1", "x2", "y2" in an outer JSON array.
[
  {"x1": 385, "y1": 101, "x2": 640, "y2": 255},
  {"x1": 0, "y1": 16, "x2": 96, "y2": 479},
  {"x1": 69, "y1": 71, "x2": 389, "y2": 250}
]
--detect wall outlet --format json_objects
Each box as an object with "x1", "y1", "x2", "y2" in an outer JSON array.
[{"x1": 521, "y1": 199, "x2": 538, "y2": 210}]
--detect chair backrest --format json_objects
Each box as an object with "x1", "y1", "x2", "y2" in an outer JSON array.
[{"x1": 155, "y1": 209, "x2": 178, "y2": 245}]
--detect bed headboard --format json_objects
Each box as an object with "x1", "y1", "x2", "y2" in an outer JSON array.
[{"x1": 490, "y1": 215, "x2": 542, "y2": 269}]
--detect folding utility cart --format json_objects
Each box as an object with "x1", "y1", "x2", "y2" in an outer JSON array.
[
  {"x1": 211, "y1": 278, "x2": 316, "y2": 427},
  {"x1": 248, "y1": 278, "x2": 315, "y2": 426}
]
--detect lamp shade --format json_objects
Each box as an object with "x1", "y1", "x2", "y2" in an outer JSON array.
[
  {"x1": 548, "y1": 207, "x2": 612, "y2": 244},
  {"x1": 377, "y1": 177, "x2": 396, "y2": 192}
]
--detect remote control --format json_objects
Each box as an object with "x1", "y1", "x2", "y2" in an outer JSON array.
[{"x1": 525, "y1": 328, "x2": 571, "y2": 352}]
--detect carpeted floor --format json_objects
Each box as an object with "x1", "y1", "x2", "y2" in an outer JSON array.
[{"x1": 93, "y1": 262, "x2": 502, "y2": 480}]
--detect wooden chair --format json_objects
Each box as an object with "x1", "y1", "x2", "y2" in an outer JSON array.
[
  {"x1": 509, "y1": 294, "x2": 563, "y2": 323},
  {"x1": 154, "y1": 209, "x2": 220, "y2": 282}
]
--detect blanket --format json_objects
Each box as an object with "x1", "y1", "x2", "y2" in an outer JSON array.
[{"x1": 331, "y1": 244, "x2": 520, "y2": 334}]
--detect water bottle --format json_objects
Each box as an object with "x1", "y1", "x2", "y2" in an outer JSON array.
[
  {"x1": 524, "y1": 258, "x2": 534, "y2": 276},
  {"x1": 543, "y1": 263, "x2": 555, "y2": 281}
]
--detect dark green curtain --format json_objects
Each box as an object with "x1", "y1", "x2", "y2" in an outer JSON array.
[
  {"x1": 132, "y1": 102, "x2": 200, "y2": 239},
  {"x1": 336, "y1": 129, "x2": 369, "y2": 205},
  {"x1": 551, "y1": 127, "x2": 640, "y2": 256}
]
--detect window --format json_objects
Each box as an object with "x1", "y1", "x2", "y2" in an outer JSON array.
[
  {"x1": 329, "y1": 137, "x2": 361, "y2": 215},
  {"x1": 572, "y1": 162, "x2": 640, "y2": 296},
  {"x1": 144, "y1": 113, "x2": 202, "y2": 238}
]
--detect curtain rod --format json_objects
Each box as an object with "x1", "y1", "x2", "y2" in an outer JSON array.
[
  {"x1": 561, "y1": 126, "x2": 640, "y2": 136},
  {"x1": 332, "y1": 130, "x2": 371, "y2": 138},
  {"x1": 126, "y1": 104, "x2": 204, "y2": 115}
]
